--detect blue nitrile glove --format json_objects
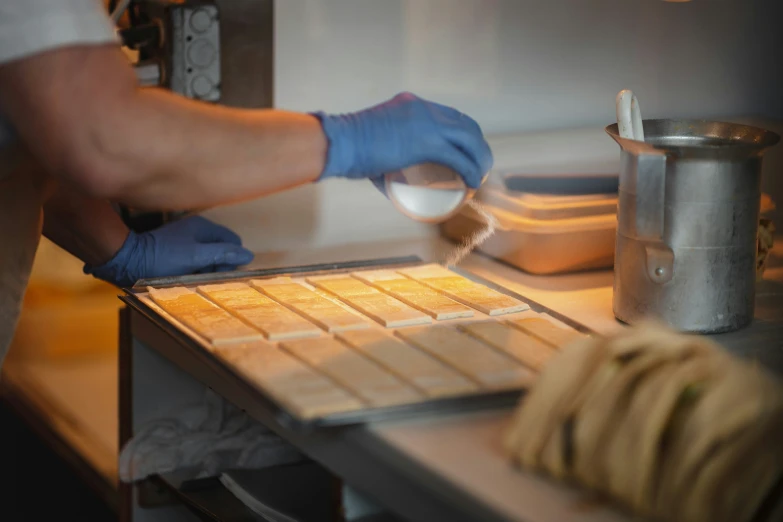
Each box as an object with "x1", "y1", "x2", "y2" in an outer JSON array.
[
  {"x1": 312, "y1": 92, "x2": 493, "y2": 189},
  {"x1": 84, "y1": 216, "x2": 254, "y2": 287}
]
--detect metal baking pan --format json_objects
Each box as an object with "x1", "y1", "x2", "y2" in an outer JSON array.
[{"x1": 121, "y1": 255, "x2": 594, "y2": 432}]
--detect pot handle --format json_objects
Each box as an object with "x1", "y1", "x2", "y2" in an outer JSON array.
[
  {"x1": 628, "y1": 151, "x2": 667, "y2": 240},
  {"x1": 622, "y1": 148, "x2": 674, "y2": 284}
]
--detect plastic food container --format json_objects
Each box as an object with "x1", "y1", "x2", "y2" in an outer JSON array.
[{"x1": 440, "y1": 183, "x2": 618, "y2": 275}]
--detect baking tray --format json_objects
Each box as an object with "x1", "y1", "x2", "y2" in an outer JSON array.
[{"x1": 121, "y1": 255, "x2": 594, "y2": 432}]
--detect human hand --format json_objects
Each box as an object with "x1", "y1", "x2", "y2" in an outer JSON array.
[
  {"x1": 84, "y1": 216, "x2": 254, "y2": 287},
  {"x1": 314, "y1": 92, "x2": 493, "y2": 189}
]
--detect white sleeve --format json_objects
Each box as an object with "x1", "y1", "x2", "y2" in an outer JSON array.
[{"x1": 0, "y1": 0, "x2": 119, "y2": 65}]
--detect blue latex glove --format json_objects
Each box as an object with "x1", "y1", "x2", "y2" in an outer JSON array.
[
  {"x1": 84, "y1": 216, "x2": 254, "y2": 287},
  {"x1": 313, "y1": 92, "x2": 493, "y2": 189}
]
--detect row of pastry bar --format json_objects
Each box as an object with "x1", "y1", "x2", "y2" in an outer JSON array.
[{"x1": 145, "y1": 263, "x2": 537, "y2": 345}]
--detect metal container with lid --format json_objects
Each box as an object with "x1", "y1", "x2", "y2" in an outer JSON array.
[{"x1": 606, "y1": 119, "x2": 780, "y2": 333}]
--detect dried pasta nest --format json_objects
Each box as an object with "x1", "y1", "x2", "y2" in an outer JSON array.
[{"x1": 504, "y1": 323, "x2": 783, "y2": 522}]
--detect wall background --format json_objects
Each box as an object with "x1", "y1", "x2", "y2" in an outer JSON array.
[{"x1": 204, "y1": 0, "x2": 783, "y2": 252}]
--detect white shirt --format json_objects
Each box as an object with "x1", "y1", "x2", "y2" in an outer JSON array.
[{"x1": 0, "y1": 0, "x2": 117, "y2": 366}]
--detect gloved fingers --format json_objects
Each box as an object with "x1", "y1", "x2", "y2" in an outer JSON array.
[
  {"x1": 416, "y1": 99, "x2": 493, "y2": 186},
  {"x1": 423, "y1": 98, "x2": 484, "y2": 135},
  {"x1": 190, "y1": 244, "x2": 255, "y2": 274},
  {"x1": 182, "y1": 216, "x2": 244, "y2": 245},
  {"x1": 449, "y1": 138, "x2": 493, "y2": 189},
  {"x1": 439, "y1": 119, "x2": 494, "y2": 179},
  {"x1": 428, "y1": 137, "x2": 485, "y2": 190}
]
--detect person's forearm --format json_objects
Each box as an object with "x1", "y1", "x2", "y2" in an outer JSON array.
[
  {"x1": 42, "y1": 183, "x2": 129, "y2": 267},
  {"x1": 0, "y1": 45, "x2": 327, "y2": 211},
  {"x1": 98, "y1": 89, "x2": 327, "y2": 209}
]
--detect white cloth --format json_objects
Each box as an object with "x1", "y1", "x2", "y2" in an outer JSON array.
[
  {"x1": 0, "y1": 0, "x2": 117, "y2": 365},
  {"x1": 119, "y1": 389, "x2": 305, "y2": 482},
  {"x1": 122, "y1": 390, "x2": 388, "y2": 520}
]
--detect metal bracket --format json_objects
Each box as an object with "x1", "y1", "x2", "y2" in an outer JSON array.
[{"x1": 645, "y1": 242, "x2": 674, "y2": 284}]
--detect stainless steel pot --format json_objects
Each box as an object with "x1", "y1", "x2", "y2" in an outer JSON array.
[{"x1": 605, "y1": 119, "x2": 780, "y2": 333}]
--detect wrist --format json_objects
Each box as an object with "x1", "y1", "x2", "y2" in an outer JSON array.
[
  {"x1": 83, "y1": 230, "x2": 143, "y2": 287},
  {"x1": 311, "y1": 112, "x2": 356, "y2": 180},
  {"x1": 98, "y1": 227, "x2": 132, "y2": 267}
]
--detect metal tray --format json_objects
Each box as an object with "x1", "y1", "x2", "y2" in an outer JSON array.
[{"x1": 121, "y1": 255, "x2": 594, "y2": 433}]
